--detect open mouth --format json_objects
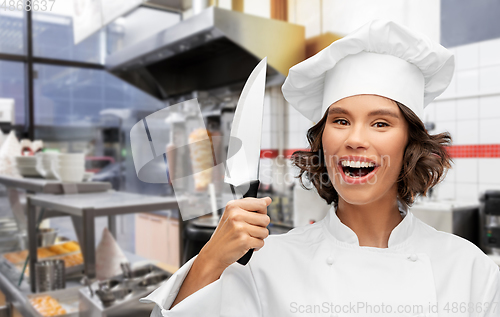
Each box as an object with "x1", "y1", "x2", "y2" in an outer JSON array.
[
  {"x1": 338, "y1": 159, "x2": 379, "y2": 183},
  {"x1": 342, "y1": 165, "x2": 375, "y2": 178}
]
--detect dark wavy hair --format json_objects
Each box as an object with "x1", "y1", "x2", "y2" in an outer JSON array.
[{"x1": 290, "y1": 100, "x2": 453, "y2": 210}]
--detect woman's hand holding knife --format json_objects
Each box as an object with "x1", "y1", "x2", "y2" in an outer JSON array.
[{"x1": 170, "y1": 197, "x2": 272, "y2": 309}]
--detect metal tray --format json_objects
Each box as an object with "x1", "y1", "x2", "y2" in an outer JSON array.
[
  {"x1": 2, "y1": 241, "x2": 82, "y2": 265},
  {"x1": 2, "y1": 253, "x2": 84, "y2": 280},
  {"x1": 27, "y1": 287, "x2": 81, "y2": 317}
]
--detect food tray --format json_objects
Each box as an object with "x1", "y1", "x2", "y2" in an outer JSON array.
[
  {"x1": 2, "y1": 241, "x2": 85, "y2": 278},
  {"x1": 27, "y1": 287, "x2": 81, "y2": 317},
  {"x1": 13, "y1": 253, "x2": 84, "y2": 278},
  {"x1": 2, "y1": 241, "x2": 82, "y2": 265}
]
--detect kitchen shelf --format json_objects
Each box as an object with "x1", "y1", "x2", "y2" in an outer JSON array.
[
  {"x1": 26, "y1": 190, "x2": 182, "y2": 292},
  {"x1": 0, "y1": 175, "x2": 111, "y2": 194}
]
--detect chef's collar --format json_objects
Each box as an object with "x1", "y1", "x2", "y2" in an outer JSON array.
[{"x1": 323, "y1": 200, "x2": 415, "y2": 249}]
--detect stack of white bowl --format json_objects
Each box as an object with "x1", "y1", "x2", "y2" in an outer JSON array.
[
  {"x1": 15, "y1": 156, "x2": 40, "y2": 177},
  {"x1": 51, "y1": 153, "x2": 86, "y2": 183},
  {"x1": 35, "y1": 152, "x2": 58, "y2": 179}
]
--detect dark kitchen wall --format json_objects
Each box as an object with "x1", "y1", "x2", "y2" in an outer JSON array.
[{"x1": 441, "y1": 0, "x2": 500, "y2": 48}]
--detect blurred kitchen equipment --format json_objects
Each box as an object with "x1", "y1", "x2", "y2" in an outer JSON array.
[
  {"x1": 79, "y1": 264, "x2": 171, "y2": 317},
  {"x1": 479, "y1": 190, "x2": 500, "y2": 255},
  {"x1": 27, "y1": 287, "x2": 80, "y2": 317},
  {"x1": 121, "y1": 263, "x2": 154, "y2": 279},
  {"x1": 35, "y1": 259, "x2": 65, "y2": 293},
  {"x1": 105, "y1": 6, "x2": 305, "y2": 99},
  {"x1": 95, "y1": 227, "x2": 128, "y2": 280},
  {"x1": 410, "y1": 200, "x2": 479, "y2": 247},
  {"x1": 182, "y1": 221, "x2": 214, "y2": 264},
  {"x1": 81, "y1": 276, "x2": 94, "y2": 297},
  {"x1": 120, "y1": 262, "x2": 132, "y2": 278},
  {"x1": 37, "y1": 228, "x2": 58, "y2": 247}
]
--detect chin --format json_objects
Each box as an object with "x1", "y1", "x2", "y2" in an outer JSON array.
[{"x1": 336, "y1": 190, "x2": 379, "y2": 206}]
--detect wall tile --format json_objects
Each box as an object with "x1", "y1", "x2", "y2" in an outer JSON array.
[
  {"x1": 455, "y1": 119, "x2": 478, "y2": 145},
  {"x1": 424, "y1": 102, "x2": 436, "y2": 123},
  {"x1": 479, "y1": 118, "x2": 500, "y2": 144},
  {"x1": 456, "y1": 98, "x2": 479, "y2": 120},
  {"x1": 299, "y1": 131, "x2": 309, "y2": 148},
  {"x1": 456, "y1": 43, "x2": 479, "y2": 71},
  {"x1": 435, "y1": 181, "x2": 455, "y2": 200},
  {"x1": 271, "y1": 130, "x2": 279, "y2": 147},
  {"x1": 454, "y1": 158, "x2": 478, "y2": 183},
  {"x1": 259, "y1": 158, "x2": 273, "y2": 185},
  {"x1": 479, "y1": 184, "x2": 500, "y2": 196},
  {"x1": 479, "y1": 38, "x2": 500, "y2": 67},
  {"x1": 478, "y1": 158, "x2": 500, "y2": 184},
  {"x1": 435, "y1": 100, "x2": 456, "y2": 121},
  {"x1": 287, "y1": 0, "x2": 297, "y2": 23},
  {"x1": 294, "y1": 113, "x2": 302, "y2": 134},
  {"x1": 456, "y1": 69, "x2": 479, "y2": 96},
  {"x1": 244, "y1": 0, "x2": 270, "y2": 18},
  {"x1": 262, "y1": 113, "x2": 271, "y2": 133},
  {"x1": 297, "y1": 117, "x2": 309, "y2": 136},
  {"x1": 261, "y1": 131, "x2": 271, "y2": 149},
  {"x1": 439, "y1": 73, "x2": 457, "y2": 99},
  {"x1": 456, "y1": 183, "x2": 480, "y2": 201},
  {"x1": 434, "y1": 121, "x2": 456, "y2": 140},
  {"x1": 286, "y1": 110, "x2": 294, "y2": 132},
  {"x1": 479, "y1": 65, "x2": 500, "y2": 94},
  {"x1": 443, "y1": 165, "x2": 456, "y2": 182},
  {"x1": 264, "y1": 91, "x2": 271, "y2": 107},
  {"x1": 479, "y1": 95, "x2": 500, "y2": 119},
  {"x1": 290, "y1": 131, "x2": 299, "y2": 149},
  {"x1": 294, "y1": 0, "x2": 321, "y2": 38}
]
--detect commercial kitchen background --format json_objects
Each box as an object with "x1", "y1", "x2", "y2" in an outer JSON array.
[{"x1": 0, "y1": 0, "x2": 499, "y2": 289}]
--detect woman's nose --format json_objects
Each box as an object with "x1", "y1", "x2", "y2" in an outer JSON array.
[{"x1": 344, "y1": 125, "x2": 369, "y2": 150}]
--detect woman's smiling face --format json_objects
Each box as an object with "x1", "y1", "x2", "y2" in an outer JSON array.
[{"x1": 322, "y1": 94, "x2": 409, "y2": 205}]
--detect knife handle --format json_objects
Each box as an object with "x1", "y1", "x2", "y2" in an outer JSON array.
[{"x1": 236, "y1": 180, "x2": 260, "y2": 266}]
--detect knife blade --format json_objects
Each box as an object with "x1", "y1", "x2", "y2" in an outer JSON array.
[{"x1": 224, "y1": 57, "x2": 267, "y2": 265}]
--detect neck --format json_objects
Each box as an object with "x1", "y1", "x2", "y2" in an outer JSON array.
[{"x1": 336, "y1": 189, "x2": 403, "y2": 248}]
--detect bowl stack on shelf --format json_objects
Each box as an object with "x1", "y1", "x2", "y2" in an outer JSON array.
[
  {"x1": 51, "y1": 153, "x2": 86, "y2": 183},
  {"x1": 15, "y1": 156, "x2": 41, "y2": 177},
  {"x1": 35, "y1": 152, "x2": 58, "y2": 179}
]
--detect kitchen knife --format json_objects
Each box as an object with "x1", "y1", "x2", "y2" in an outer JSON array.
[{"x1": 224, "y1": 57, "x2": 267, "y2": 266}]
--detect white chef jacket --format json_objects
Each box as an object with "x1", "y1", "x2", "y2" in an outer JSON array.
[{"x1": 141, "y1": 202, "x2": 500, "y2": 317}]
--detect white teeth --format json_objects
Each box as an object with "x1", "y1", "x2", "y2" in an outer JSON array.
[{"x1": 341, "y1": 160, "x2": 375, "y2": 168}]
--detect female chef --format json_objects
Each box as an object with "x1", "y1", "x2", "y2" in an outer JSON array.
[{"x1": 141, "y1": 19, "x2": 500, "y2": 317}]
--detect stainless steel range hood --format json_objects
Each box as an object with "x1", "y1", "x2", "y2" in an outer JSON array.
[
  {"x1": 105, "y1": 6, "x2": 305, "y2": 100},
  {"x1": 143, "y1": 0, "x2": 192, "y2": 12}
]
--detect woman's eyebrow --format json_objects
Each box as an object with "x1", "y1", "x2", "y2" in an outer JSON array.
[
  {"x1": 328, "y1": 107, "x2": 400, "y2": 119},
  {"x1": 367, "y1": 109, "x2": 400, "y2": 119}
]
